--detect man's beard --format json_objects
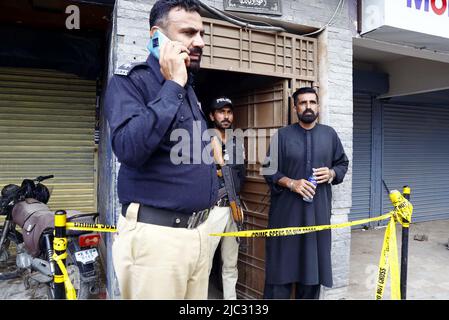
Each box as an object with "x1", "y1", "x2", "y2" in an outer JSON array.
[
  {"x1": 214, "y1": 119, "x2": 232, "y2": 130},
  {"x1": 187, "y1": 47, "x2": 203, "y2": 74},
  {"x1": 297, "y1": 109, "x2": 319, "y2": 124}
]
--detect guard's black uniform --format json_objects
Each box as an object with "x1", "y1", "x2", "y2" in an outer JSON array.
[{"x1": 217, "y1": 136, "x2": 246, "y2": 195}]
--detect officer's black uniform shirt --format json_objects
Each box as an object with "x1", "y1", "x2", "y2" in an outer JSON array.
[{"x1": 105, "y1": 54, "x2": 218, "y2": 213}]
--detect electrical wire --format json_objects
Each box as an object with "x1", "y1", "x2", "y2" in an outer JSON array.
[
  {"x1": 301, "y1": 0, "x2": 345, "y2": 36},
  {"x1": 198, "y1": 1, "x2": 286, "y2": 32},
  {"x1": 223, "y1": 9, "x2": 276, "y2": 27},
  {"x1": 198, "y1": 0, "x2": 345, "y2": 36},
  {"x1": 329, "y1": 0, "x2": 346, "y2": 27}
]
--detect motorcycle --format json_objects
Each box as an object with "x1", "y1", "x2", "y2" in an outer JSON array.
[{"x1": 0, "y1": 175, "x2": 101, "y2": 299}]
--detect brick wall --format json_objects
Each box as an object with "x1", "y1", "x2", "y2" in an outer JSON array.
[{"x1": 321, "y1": 25, "x2": 354, "y2": 299}]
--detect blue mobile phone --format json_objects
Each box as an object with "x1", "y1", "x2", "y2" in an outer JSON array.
[{"x1": 147, "y1": 30, "x2": 170, "y2": 60}]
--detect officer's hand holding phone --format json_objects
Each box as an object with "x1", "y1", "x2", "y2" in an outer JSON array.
[{"x1": 149, "y1": 30, "x2": 190, "y2": 87}]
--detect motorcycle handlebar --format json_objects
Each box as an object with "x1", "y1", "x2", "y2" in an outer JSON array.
[
  {"x1": 35, "y1": 175, "x2": 54, "y2": 182},
  {"x1": 0, "y1": 175, "x2": 53, "y2": 209}
]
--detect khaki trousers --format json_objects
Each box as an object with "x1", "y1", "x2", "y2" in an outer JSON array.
[
  {"x1": 206, "y1": 206, "x2": 239, "y2": 300},
  {"x1": 112, "y1": 203, "x2": 212, "y2": 299}
]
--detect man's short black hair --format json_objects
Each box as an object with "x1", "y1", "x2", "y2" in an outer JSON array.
[
  {"x1": 292, "y1": 87, "x2": 319, "y2": 106},
  {"x1": 150, "y1": 0, "x2": 201, "y2": 28}
]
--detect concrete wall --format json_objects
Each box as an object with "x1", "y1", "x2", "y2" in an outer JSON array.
[
  {"x1": 100, "y1": 1, "x2": 121, "y2": 299},
  {"x1": 379, "y1": 57, "x2": 449, "y2": 97},
  {"x1": 317, "y1": 25, "x2": 353, "y2": 299},
  {"x1": 115, "y1": 0, "x2": 156, "y2": 65},
  {"x1": 105, "y1": 0, "x2": 356, "y2": 299}
]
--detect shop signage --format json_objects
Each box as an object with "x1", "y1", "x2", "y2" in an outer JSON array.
[
  {"x1": 407, "y1": 0, "x2": 448, "y2": 16},
  {"x1": 362, "y1": 0, "x2": 449, "y2": 40},
  {"x1": 224, "y1": 0, "x2": 282, "y2": 16}
]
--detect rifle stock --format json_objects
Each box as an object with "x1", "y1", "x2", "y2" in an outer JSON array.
[
  {"x1": 221, "y1": 165, "x2": 245, "y2": 231},
  {"x1": 230, "y1": 201, "x2": 244, "y2": 232}
]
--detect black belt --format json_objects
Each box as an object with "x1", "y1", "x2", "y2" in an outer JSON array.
[{"x1": 121, "y1": 204, "x2": 210, "y2": 229}]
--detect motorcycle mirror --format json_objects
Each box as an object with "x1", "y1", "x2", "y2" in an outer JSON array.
[{"x1": 35, "y1": 175, "x2": 54, "y2": 182}]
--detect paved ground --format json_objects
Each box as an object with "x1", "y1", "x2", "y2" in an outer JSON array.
[
  {"x1": 0, "y1": 245, "x2": 106, "y2": 300},
  {"x1": 0, "y1": 246, "x2": 50, "y2": 299},
  {"x1": 2, "y1": 219, "x2": 448, "y2": 300},
  {"x1": 347, "y1": 219, "x2": 449, "y2": 300}
]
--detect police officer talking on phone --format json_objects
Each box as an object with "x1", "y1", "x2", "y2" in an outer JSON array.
[{"x1": 105, "y1": 0, "x2": 219, "y2": 299}]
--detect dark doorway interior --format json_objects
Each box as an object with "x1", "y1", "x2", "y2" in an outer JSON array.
[
  {"x1": 195, "y1": 68, "x2": 286, "y2": 298},
  {"x1": 0, "y1": 0, "x2": 113, "y2": 79},
  {"x1": 196, "y1": 68, "x2": 284, "y2": 119}
]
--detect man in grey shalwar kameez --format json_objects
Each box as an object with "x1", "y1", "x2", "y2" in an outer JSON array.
[{"x1": 262, "y1": 87, "x2": 349, "y2": 299}]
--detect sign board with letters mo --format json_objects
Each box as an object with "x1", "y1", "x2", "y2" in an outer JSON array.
[
  {"x1": 361, "y1": 0, "x2": 449, "y2": 52},
  {"x1": 224, "y1": 0, "x2": 282, "y2": 16}
]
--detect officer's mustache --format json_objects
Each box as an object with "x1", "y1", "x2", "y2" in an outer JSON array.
[
  {"x1": 189, "y1": 47, "x2": 203, "y2": 58},
  {"x1": 187, "y1": 47, "x2": 203, "y2": 74}
]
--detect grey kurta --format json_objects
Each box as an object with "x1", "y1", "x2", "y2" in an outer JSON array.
[{"x1": 263, "y1": 123, "x2": 349, "y2": 287}]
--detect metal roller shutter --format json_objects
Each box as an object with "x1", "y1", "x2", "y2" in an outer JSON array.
[
  {"x1": 350, "y1": 94, "x2": 372, "y2": 222},
  {"x1": 382, "y1": 103, "x2": 449, "y2": 222},
  {"x1": 0, "y1": 67, "x2": 97, "y2": 213}
]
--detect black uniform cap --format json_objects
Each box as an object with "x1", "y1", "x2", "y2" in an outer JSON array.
[{"x1": 210, "y1": 97, "x2": 233, "y2": 111}]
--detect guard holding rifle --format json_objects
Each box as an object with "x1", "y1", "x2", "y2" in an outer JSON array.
[{"x1": 207, "y1": 97, "x2": 246, "y2": 300}]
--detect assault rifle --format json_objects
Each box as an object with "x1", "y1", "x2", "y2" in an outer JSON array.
[{"x1": 220, "y1": 165, "x2": 245, "y2": 239}]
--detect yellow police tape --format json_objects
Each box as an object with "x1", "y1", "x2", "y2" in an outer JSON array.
[
  {"x1": 53, "y1": 251, "x2": 77, "y2": 300},
  {"x1": 51, "y1": 222, "x2": 117, "y2": 300},
  {"x1": 65, "y1": 222, "x2": 117, "y2": 233},
  {"x1": 210, "y1": 190, "x2": 413, "y2": 300}
]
